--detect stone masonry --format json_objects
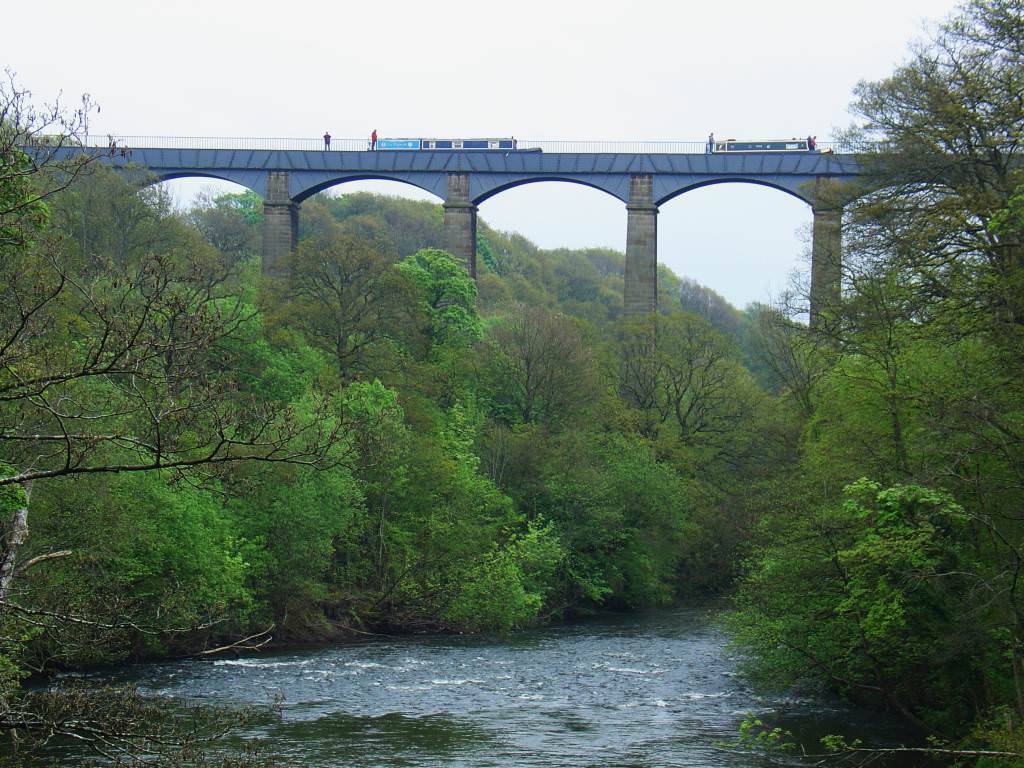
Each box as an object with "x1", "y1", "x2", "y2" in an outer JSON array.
[
  {"x1": 623, "y1": 174, "x2": 659, "y2": 316},
  {"x1": 262, "y1": 170, "x2": 298, "y2": 277},
  {"x1": 443, "y1": 173, "x2": 477, "y2": 277},
  {"x1": 809, "y1": 178, "x2": 843, "y2": 327}
]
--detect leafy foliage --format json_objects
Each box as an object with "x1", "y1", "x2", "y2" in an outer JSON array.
[
  {"x1": 727, "y1": 2, "x2": 1024, "y2": 759},
  {"x1": 397, "y1": 248, "x2": 482, "y2": 349}
]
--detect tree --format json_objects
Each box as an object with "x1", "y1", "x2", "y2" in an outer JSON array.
[
  {"x1": 0, "y1": 70, "x2": 97, "y2": 254},
  {"x1": 840, "y1": 0, "x2": 1024, "y2": 336},
  {"x1": 397, "y1": 248, "x2": 482, "y2": 349},
  {"x1": 744, "y1": 303, "x2": 829, "y2": 416},
  {"x1": 484, "y1": 304, "x2": 597, "y2": 429},
  {"x1": 728, "y1": 4, "x2": 1024, "y2": 748},
  {"x1": 618, "y1": 312, "x2": 754, "y2": 447},
  {"x1": 316, "y1": 191, "x2": 443, "y2": 259},
  {"x1": 50, "y1": 164, "x2": 209, "y2": 274},
  {"x1": 512, "y1": 430, "x2": 701, "y2": 611},
  {"x1": 284, "y1": 217, "x2": 418, "y2": 380},
  {"x1": 0, "y1": 82, "x2": 376, "y2": 760},
  {"x1": 730, "y1": 479, "x2": 988, "y2": 731},
  {"x1": 189, "y1": 190, "x2": 262, "y2": 265},
  {"x1": 0, "y1": 120, "x2": 348, "y2": 610}
]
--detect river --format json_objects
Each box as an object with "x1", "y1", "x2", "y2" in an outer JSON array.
[{"x1": 51, "y1": 608, "x2": 923, "y2": 766}]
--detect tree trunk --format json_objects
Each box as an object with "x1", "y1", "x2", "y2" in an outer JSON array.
[
  {"x1": 0, "y1": 481, "x2": 33, "y2": 601},
  {"x1": 1007, "y1": 647, "x2": 1024, "y2": 724}
]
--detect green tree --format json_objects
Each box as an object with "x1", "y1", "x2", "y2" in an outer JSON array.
[
  {"x1": 841, "y1": 0, "x2": 1024, "y2": 335},
  {"x1": 743, "y1": 303, "x2": 829, "y2": 415},
  {"x1": 0, "y1": 121, "x2": 348, "y2": 633},
  {"x1": 23, "y1": 471, "x2": 252, "y2": 665},
  {"x1": 730, "y1": 480, "x2": 983, "y2": 731},
  {"x1": 526, "y1": 432, "x2": 700, "y2": 610},
  {"x1": 618, "y1": 312, "x2": 759, "y2": 457},
  {"x1": 397, "y1": 248, "x2": 482, "y2": 349},
  {"x1": 0, "y1": 71, "x2": 95, "y2": 253},
  {"x1": 189, "y1": 190, "x2": 262, "y2": 265},
  {"x1": 284, "y1": 218, "x2": 419, "y2": 379},
  {"x1": 484, "y1": 304, "x2": 597, "y2": 429}
]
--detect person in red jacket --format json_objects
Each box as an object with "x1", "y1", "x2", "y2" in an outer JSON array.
[{"x1": 371, "y1": 129, "x2": 377, "y2": 151}]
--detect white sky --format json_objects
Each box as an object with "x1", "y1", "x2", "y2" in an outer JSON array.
[{"x1": 6, "y1": 0, "x2": 957, "y2": 308}]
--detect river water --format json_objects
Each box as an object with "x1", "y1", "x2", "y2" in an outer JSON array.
[{"x1": 56, "y1": 608, "x2": 922, "y2": 766}]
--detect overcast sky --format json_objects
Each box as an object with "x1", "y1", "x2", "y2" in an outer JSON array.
[{"x1": 6, "y1": 0, "x2": 960, "y2": 308}]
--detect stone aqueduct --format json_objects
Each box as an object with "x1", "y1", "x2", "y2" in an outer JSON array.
[{"x1": 67, "y1": 141, "x2": 860, "y2": 322}]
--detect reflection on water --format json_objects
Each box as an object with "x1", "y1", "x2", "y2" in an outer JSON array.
[
  {"x1": 45, "y1": 609, "x2": 925, "y2": 767},
  {"x1": 242, "y1": 711, "x2": 492, "y2": 766}
]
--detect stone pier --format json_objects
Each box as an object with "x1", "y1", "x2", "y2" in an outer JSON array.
[
  {"x1": 809, "y1": 179, "x2": 843, "y2": 327},
  {"x1": 623, "y1": 174, "x2": 659, "y2": 316},
  {"x1": 261, "y1": 170, "x2": 298, "y2": 278},
  {"x1": 443, "y1": 173, "x2": 477, "y2": 277}
]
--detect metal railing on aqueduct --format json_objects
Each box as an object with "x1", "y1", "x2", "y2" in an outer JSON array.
[{"x1": 83, "y1": 135, "x2": 843, "y2": 154}]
